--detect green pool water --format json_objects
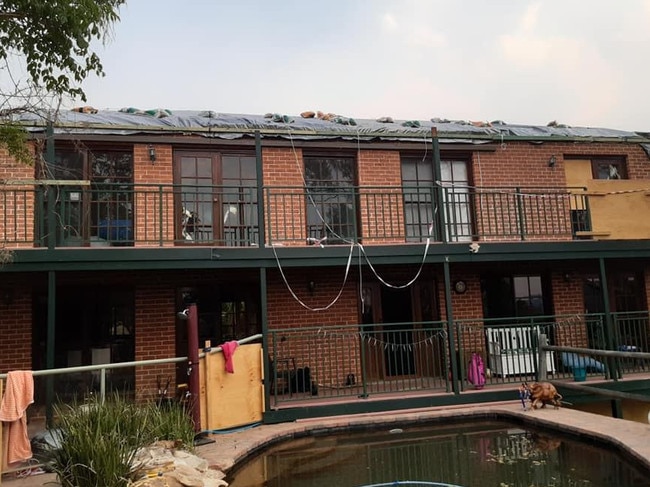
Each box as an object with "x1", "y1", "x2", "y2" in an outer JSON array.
[{"x1": 227, "y1": 420, "x2": 650, "y2": 487}]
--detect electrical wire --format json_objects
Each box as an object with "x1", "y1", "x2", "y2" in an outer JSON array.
[{"x1": 270, "y1": 241, "x2": 355, "y2": 312}]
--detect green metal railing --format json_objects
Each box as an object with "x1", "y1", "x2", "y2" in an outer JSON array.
[
  {"x1": 268, "y1": 323, "x2": 450, "y2": 405},
  {"x1": 0, "y1": 183, "x2": 593, "y2": 247},
  {"x1": 445, "y1": 186, "x2": 590, "y2": 241},
  {"x1": 268, "y1": 312, "x2": 650, "y2": 405},
  {"x1": 265, "y1": 185, "x2": 589, "y2": 245},
  {"x1": 0, "y1": 183, "x2": 259, "y2": 248}
]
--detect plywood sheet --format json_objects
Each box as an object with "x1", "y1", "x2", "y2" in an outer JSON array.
[{"x1": 202, "y1": 343, "x2": 263, "y2": 431}]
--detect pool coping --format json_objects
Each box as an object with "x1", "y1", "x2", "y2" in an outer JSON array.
[{"x1": 196, "y1": 402, "x2": 650, "y2": 478}]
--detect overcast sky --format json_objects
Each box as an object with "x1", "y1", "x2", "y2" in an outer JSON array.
[{"x1": 77, "y1": 0, "x2": 650, "y2": 131}]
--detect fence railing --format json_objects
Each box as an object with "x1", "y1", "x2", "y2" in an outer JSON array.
[
  {"x1": 0, "y1": 183, "x2": 592, "y2": 248},
  {"x1": 0, "y1": 183, "x2": 260, "y2": 248},
  {"x1": 267, "y1": 312, "x2": 650, "y2": 404},
  {"x1": 3, "y1": 183, "x2": 592, "y2": 249},
  {"x1": 265, "y1": 185, "x2": 590, "y2": 245},
  {"x1": 268, "y1": 323, "x2": 450, "y2": 405}
]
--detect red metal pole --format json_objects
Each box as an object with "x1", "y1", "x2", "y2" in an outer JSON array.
[{"x1": 187, "y1": 302, "x2": 201, "y2": 433}]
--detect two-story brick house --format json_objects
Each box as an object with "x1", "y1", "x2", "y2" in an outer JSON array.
[{"x1": 2, "y1": 109, "x2": 650, "y2": 420}]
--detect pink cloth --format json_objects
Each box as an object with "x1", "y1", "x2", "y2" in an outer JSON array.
[
  {"x1": 0, "y1": 371, "x2": 34, "y2": 465},
  {"x1": 221, "y1": 341, "x2": 239, "y2": 373}
]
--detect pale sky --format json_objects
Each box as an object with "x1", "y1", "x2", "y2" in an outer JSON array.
[{"x1": 76, "y1": 1, "x2": 650, "y2": 131}]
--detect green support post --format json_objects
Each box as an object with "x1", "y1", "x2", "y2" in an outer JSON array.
[
  {"x1": 46, "y1": 271, "x2": 56, "y2": 427},
  {"x1": 443, "y1": 259, "x2": 459, "y2": 394},
  {"x1": 255, "y1": 131, "x2": 266, "y2": 249},
  {"x1": 431, "y1": 128, "x2": 446, "y2": 243},
  {"x1": 599, "y1": 258, "x2": 619, "y2": 380},
  {"x1": 516, "y1": 187, "x2": 526, "y2": 241}
]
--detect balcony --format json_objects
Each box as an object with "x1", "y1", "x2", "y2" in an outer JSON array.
[{"x1": 0, "y1": 183, "x2": 590, "y2": 249}]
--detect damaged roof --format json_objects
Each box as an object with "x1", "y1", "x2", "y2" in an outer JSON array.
[{"x1": 12, "y1": 108, "x2": 650, "y2": 144}]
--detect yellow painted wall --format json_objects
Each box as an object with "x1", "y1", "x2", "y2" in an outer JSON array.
[
  {"x1": 587, "y1": 180, "x2": 650, "y2": 239},
  {"x1": 565, "y1": 160, "x2": 650, "y2": 239}
]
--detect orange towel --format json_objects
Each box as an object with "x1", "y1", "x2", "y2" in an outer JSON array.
[{"x1": 0, "y1": 371, "x2": 34, "y2": 465}]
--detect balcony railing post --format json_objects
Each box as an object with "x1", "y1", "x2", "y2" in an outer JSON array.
[
  {"x1": 516, "y1": 187, "x2": 526, "y2": 240},
  {"x1": 255, "y1": 131, "x2": 266, "y2": 248},
  {"x1": 158, "y1": 185, "x2": 164, "y2": 246},
  {"x1": 265, "y1": 188, "x2": 272, "y2": 246},
  {"x1": 584, "y1": 190, "x2": 593, "y2": 233},
  {"x1": 359, "y1": 324, "x2": 369, "y2": 398}
]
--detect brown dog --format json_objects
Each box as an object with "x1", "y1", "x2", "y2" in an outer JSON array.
[{"x1": 522, "y1": 382, "x2": 562, "y2": 410}]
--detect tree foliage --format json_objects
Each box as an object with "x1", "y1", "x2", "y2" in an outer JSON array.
[{"x1": 0, "y1": 0, "x2": 125, "y2": 101}]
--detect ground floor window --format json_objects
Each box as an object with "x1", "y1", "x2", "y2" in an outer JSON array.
[
  {"x1": 33, "y1": 286, "x2": 135, "y2": 401},
  {"x1": 481, "y1": 274, "x2": 547, "y2": 319}
]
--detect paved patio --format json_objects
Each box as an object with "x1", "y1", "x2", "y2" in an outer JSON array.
[{"x1": 5, "y1": 401, "x2": 650, "y2": 486}]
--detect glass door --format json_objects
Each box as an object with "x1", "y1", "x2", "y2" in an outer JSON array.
[{"x1": 441, "y1": 160, "x2": 472, "y2": 242}]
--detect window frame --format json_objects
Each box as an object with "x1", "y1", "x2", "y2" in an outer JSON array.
[
  {"x1": 173, "y1": 150, "x2": 258, "y2": 246},
  {"x1": 303, "y1": 154, "x2": 358, "y2": 244},
  {"x1": 590, "y1": 156, "x2": 627, "y2": 180}
]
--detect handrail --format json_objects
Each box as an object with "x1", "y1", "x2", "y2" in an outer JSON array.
[
  {"x1": 537, "y1": 333, "x2": 650, "y2": 381},
  {"x1": 537, "y1": 333, "x2": 650, "y2": 404},
  {"x1": 0, "y1": 334, "x2": 263, "y2": 400}
]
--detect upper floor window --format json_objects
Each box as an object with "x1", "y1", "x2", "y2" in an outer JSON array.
[
  {"x1": 401, "y1": 156, "x2": 435, "y2": 242},
  {"x1": 175, "y1": 151, "x2": 258, "y2": 246},
  {"x1": 39, "y1": 147, "x2": 133, "y2": 246},
  {"x1": 304, "y1": 155, "x2": 357, "y2": 243},
  {"x1": 591, "y1": 157, "x2": 627, "y2": 180},
  {"x1": 400, "y1": 156, "x2": 471, "y2": 242}
]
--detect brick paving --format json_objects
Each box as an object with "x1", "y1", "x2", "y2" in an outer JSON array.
[{"x1": 5, "y1": 402, "x2": 650, "y2": 486}]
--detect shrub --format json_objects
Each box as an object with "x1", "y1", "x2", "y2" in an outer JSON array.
[{"x1": 47, "y1": 394, "x2": 195, "y2": 487}]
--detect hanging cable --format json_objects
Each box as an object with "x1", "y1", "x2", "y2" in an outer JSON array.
[
  {"x1": 357, "y1": 219, "x2": 434, "y2": 289},
  {"x1": 270, "y1": 241, "x2": 355, "y2": 311}
]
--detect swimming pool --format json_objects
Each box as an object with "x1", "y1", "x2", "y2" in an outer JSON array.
[{"x1": 226, "y1": 419, "x2": 650, "y2": 487}]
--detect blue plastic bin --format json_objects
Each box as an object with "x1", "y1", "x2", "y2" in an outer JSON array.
[
  {"x1": 573, "y1": 367, "x2": 587, "y2": 382},
  {"x1": 98, "y1": 219, "x2": 133, "y2": 241}
]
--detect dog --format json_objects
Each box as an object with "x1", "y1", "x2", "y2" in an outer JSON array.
[{"x1": 521, "y1": 382, "x2": 562, "y2": 410}]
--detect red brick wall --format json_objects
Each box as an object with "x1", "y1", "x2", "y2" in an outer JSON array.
[
  {"x1": 0, "y1": 281, "x2": 32, "y2": 372},
  {"x1": 358, "y1": 151, "x2": 405, "y2": 243},
  {"x1": 0, "y1": 145, "x2": 36, "y2": 248},
  {"x1": 134, "y1": 284, "x2": 176, "y2": 401},
  {"x1": 550, "y1": 271, "x2": 588, "y2": 347},
  {"x1": 0, "y1": 145, "x2": 35, "y2": 371},
  {"x1": 262, "y1": 147, "x2": 306, "y2": 245},
  {"x1": 441, "y1": 270, "x2": 485, "y2": 355},
  {"x1": 470, "y1": 141, "x2": 648, "y2": 186},
  {"x1": 133, "y1": 144, "x2": 175, "y2": 246}
]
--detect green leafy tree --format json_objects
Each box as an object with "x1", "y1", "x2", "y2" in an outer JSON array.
[
  {"x1": 0, "y1": 0, "x2": 125, "y2": 101},
  {"x1": 0, "y1": 1, "x2": 125, "y2": 165}
]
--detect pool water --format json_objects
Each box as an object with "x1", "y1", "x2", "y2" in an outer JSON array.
[{"x1": 227, "y1": 420, "x2": 650, "y2": 487}]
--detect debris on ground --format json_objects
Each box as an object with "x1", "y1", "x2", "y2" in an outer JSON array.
[{"x1": 128, "y1": 441, "x2": 227, "y2": 487}]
